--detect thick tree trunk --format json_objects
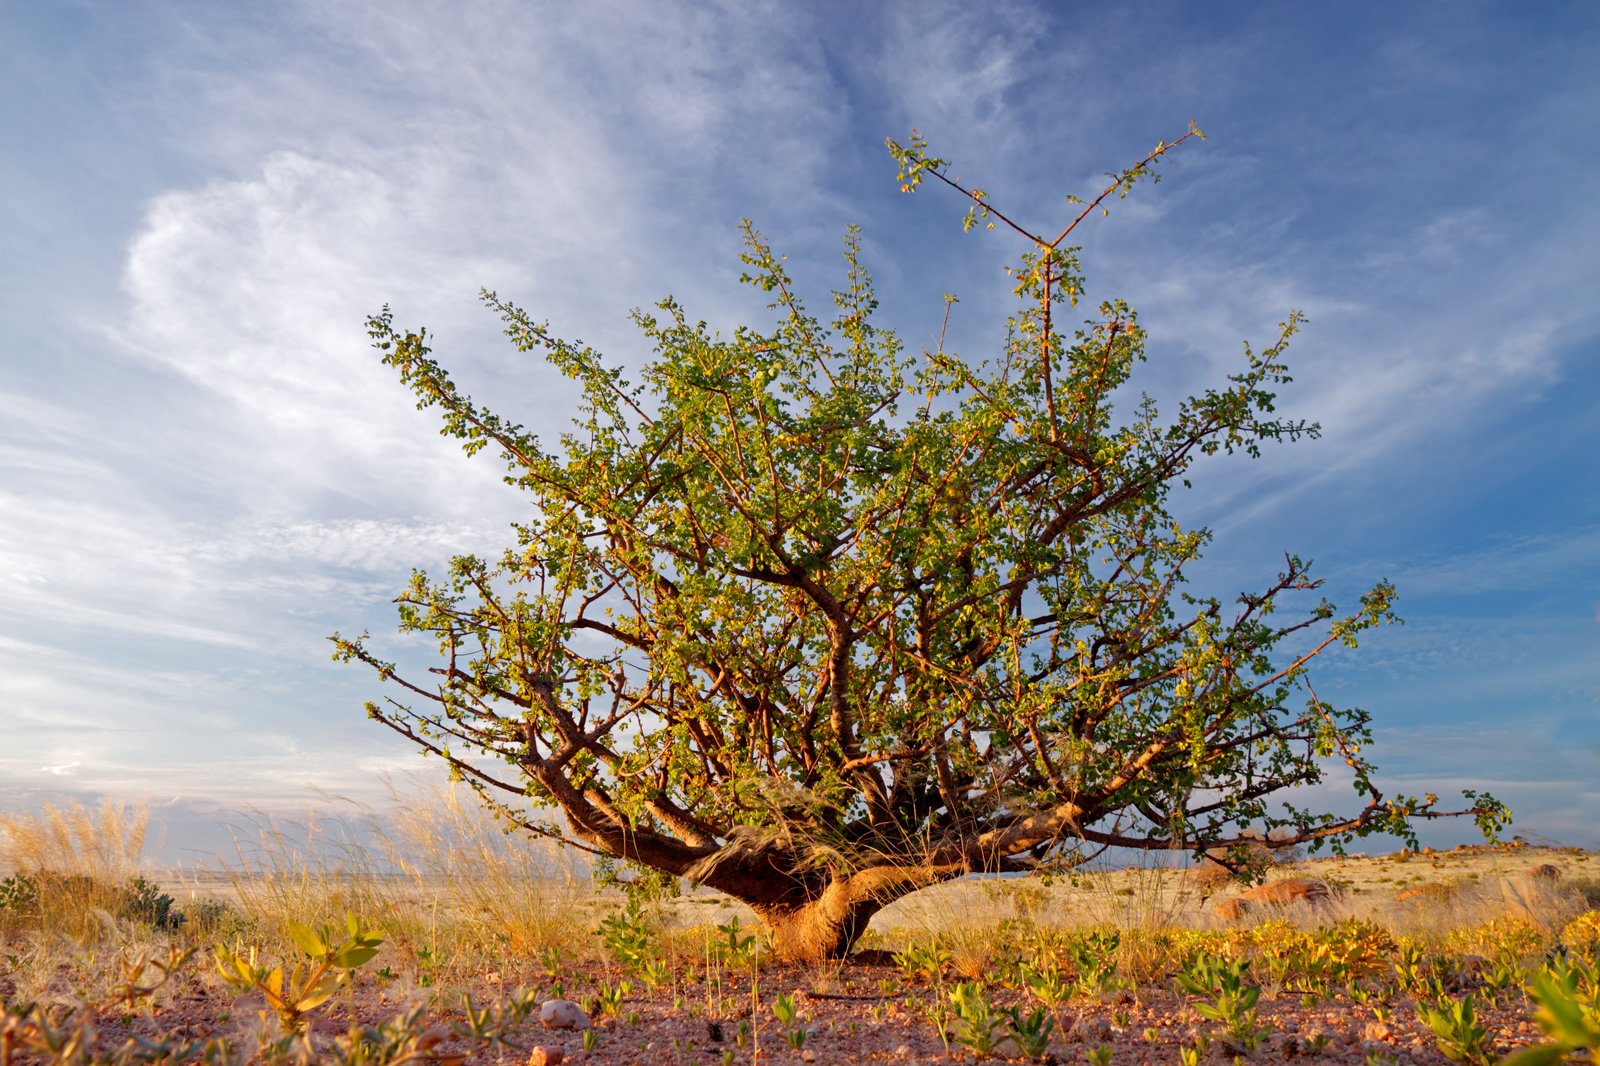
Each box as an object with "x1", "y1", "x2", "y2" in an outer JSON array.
[
  {"x1": 703, "y1": 859, "x2": 971, "y2": 963},
  {"x1": 750, "y1": 879, "x2": 883, "y2": 963}
]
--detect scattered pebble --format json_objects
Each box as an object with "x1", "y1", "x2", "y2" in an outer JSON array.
[{"x1": 538, "y1": 999, "x2": 591, "y2": 1030}]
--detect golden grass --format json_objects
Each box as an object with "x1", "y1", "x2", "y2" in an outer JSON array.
[
  {"x1": 6, "y1": 784, "x2": 1600, "y2": 1016},
  {"x1": 0, "y1": 798, "x2": 155, "y2": 943},
  {"x1": 0, "y1": 797, "x2": 149, "y2": 883},
  {"x1": 192, "y1": 781, "x2": 599, "y2": 992}
]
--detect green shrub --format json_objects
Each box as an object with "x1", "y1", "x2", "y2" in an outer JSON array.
[{"x1": 120, "y1": 876, "x2": 183, "y2": 930}]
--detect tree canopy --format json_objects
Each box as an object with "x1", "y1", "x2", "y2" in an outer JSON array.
[{"x1": 335, "y1": 127, "x2": 1506, "y2": 960}]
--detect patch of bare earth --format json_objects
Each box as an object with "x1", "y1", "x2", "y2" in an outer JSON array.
[{"x1": 65, "y1": 956, "x2": 1543, "y2": 1065}]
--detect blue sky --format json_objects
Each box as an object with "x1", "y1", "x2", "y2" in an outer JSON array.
[{"x1": 2, "y1": 1, "x2": 1596, "y2": 865}]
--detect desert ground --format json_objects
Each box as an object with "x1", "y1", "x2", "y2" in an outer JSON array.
[{"x1": 4, "y1": 800, "x2": 1600, "y2": 1064}]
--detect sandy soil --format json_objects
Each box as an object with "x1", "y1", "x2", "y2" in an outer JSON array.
[
  {"x1": 75, "y1": 953, "x2": 1547, "y2": 1065},
  {"x1": 19, "y1": 842, "x2": 1594, "y2": 1063}
]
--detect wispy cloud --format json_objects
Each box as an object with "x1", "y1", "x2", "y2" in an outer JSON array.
[{"x1": 3, "y1": 2, "x2": 1596, "y2": 856}]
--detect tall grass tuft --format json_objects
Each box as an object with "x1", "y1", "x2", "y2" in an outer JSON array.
[
  {"x1": 210, "y1": 780, "x2": 594, "y2": 990},
  {"x1": 371, "y1": 779, "x2": 590, "y2": 968},
  {"x1": 0, "y1": 797, "x2": 149, "y2": 884},
  {"x1": 0, "y1": 798, "x2": 153, "y2": 941}
]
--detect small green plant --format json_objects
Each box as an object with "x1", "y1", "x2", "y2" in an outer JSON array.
[
  {"x1": 1417, "y1": 993, "x2": 1495, "y2": 1066},
  {"x1": 1067, "y1": 929, "x2": 1121, "y2": 998},
  {"x1": 1178, "y1": 1032, "x2": 1212, "y2": 1066},
  {"x1": 594, "y1": 978, "x2": 630, "y2": 1021},
  {"x1": 640, "y1": 956, "x2": 673, "y2": 990},
  {"x1": 451, "y1": 988, "x2": 542, "y2": 1053},
  {"x1": 582, "y1": 1028, "x2": 602, "y2": 1053},
  {"x1": 315, "y1": 989, "x2": 543, "y2": 1066},
  {"x1": 709, "y1": 916, "x2": 760, "y2": 970},
  {"x1": 120, "y1": 875, "x2": 184, "y2": 930},
  {"x1": 1084, "y1": 1044, "x2": 1113, "y2": 1066},
  {"x1": 213, "y1": 912, "x2": 385, "y2": 1033},
  {"x1": 949, "y1": 981, "x2": 1005, "y2": 1057},
  {"x1": 772, "y1": 992, "x2": 808, "y2": 1048},
  {"x1": 1006, "y1": 1005, "x2": 1055, "y2": 1060},
  {"x1": 1022, "y1": 958, "x2": 1071, "y2": 1007},
  {"x1": 1392, "y1": 940, "x2": 1429, "y2": 995},
  {"x1": 0, "y1": 939, "x2": 204, "y2": 1061},
  {"x1": 1176, "y1": 953, "x2": 1271, "y2": 1052},
  {"x1": 1, "y1": 999, "x2": 229, "y2": 1065},
  {"x1": 1482, "y1": 957, "x2": 1527, "y2": 1003},
  {"x1": 410, "y1": 944, "x2": 446, "y2": 987},
  {"x1": 597, "y1": 899, "x2": 654, "y2": 974},
  {"x1": 1501, "y1": 954, "x2": 1600, "y2": 1066},
  {"x1": 0, "y1": 872, "x2": 39, "y2": 911},
  {"x1": 894, "y1": 940, "x2": 951, "y2": 984}
]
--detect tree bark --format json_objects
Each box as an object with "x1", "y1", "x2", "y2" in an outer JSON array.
[
  {"x1": 702, "y1": 857, "x2": 971, "y2": 963},
  {"x1": 750, "y1": 879, "x2": 883, "y2": 963}
]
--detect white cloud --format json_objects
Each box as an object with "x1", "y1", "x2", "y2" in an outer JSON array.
[{"x1": 5, "y1": 1, "x2": 1597, "y2": 853}]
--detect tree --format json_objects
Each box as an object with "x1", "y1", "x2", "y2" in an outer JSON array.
[{"x1": 335, "y1": 126, "x2": 1506, "y2": 961}]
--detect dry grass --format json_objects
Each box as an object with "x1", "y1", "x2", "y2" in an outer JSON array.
[
  {"x1": 187, "y1": 781, "x2": 601, "y2": 992},
  {"x1": 4, "y1": 801, "x2": 1600, "y2": 1063},
  {"x1": 5, "y1": 793, "x2": 1600, "y2": 1009},
  {"x1": 0, "y1": 798, "x2": 156, "y2": 943},
  {"x1": 0, "y1": 797, "x2": 150, "y2": 883}
]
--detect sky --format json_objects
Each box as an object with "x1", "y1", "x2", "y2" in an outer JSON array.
[{"x1": 2, "y1": 1, "x2": 1597, "y2": 868}]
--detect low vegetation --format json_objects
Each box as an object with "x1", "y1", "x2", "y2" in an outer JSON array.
[{"x1": 2, "y1": 795, "x2": 1598, "y2": 1063}]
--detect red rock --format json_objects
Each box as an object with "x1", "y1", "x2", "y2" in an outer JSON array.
[{"x1": 1238, "y1": 878, "x2": 1332, "y2": 906}]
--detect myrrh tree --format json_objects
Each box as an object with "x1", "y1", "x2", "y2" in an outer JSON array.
[{"x1": 335, "y1": 126, "x2": 1506, "y2": 961}]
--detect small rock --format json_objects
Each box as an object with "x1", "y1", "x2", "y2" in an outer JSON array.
[
  {"x1": 527, "y1": 1047, "x2": 564, "y2": 1066},
  {"x1": 1363, "y1": 1021, "x2": 1393, "y2": 1043},
  {"x1": 801, "y1": 1051, "x2": 816, "y2": 1063},
  {"x1": 538, "y1": 999, "x2": 591, "y2": 1030},
  {"x1": 894, "y1": 1045, "x2": 912, "y2": 1058},
  {"x1": 1214, "y1": 897, "x2": 1248, "y2": 921},
  {"x1": 1071, "y1": 1016, "x2": 1112, "y2": 1041}
]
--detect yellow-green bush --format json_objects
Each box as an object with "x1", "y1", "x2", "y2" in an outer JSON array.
[
  {"x1": 1560, "y1": 910, "x2": 1600, "y2": 957},
  {"x1": 1445, "y1": 915, "x2": 1550, "y2": 966}
]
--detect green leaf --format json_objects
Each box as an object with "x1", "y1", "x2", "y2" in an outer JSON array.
[
  {"x1": 294, "y1": 975, "x2": 341, "y2": 1013},
  {"x1": 287, "y1": 920, "x2": 327, "y2": 958},
  {"x1": 1497, "y1": 1046, "x2": 1569, "y2": 1066},
  {"x1": 330, "y1": 944, "x2": 381, "y2": 969}
]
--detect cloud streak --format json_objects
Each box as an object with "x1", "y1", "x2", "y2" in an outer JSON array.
[{"x1": 2, "y1": 1, "x2": 1595, "y2": 859}]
